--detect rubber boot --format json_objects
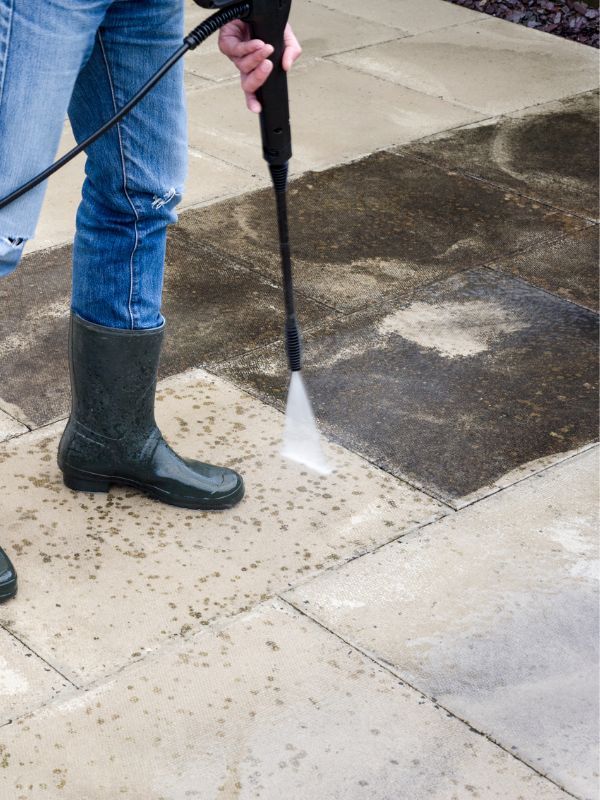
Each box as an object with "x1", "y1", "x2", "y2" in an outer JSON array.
[
  {"x1": 0, "y1": 547, "x2": 17, "y2": 603},
  {"x1": 57, "y1": 313, "x2": 244, "y2": 510}
]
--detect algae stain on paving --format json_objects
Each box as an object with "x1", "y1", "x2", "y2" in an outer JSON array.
[{"x1": 377, "y1": 297, "x2": 529, "y2": 358}]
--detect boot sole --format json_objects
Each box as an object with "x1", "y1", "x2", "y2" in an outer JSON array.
[{"x1": 62, "y1": 470, "x2": 244, "y2": 511}]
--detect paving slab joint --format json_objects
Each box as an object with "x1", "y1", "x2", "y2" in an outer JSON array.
[{"x1": 280, "y1": 595, "x2": 582, "y2": 800}]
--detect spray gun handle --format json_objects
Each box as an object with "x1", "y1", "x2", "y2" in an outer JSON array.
[{"x1": 247, "y1": 0, "x2": 293, "y2": 166}]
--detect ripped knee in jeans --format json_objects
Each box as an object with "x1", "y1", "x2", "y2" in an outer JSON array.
[{"x1": 0, "y1": 235, "x2": 27, "y2": 276}]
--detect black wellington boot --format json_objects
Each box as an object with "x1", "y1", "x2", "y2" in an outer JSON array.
[
  {"x1": 0, "y1": 547, "x2": 17, "y2": 603},
  {"x1": 57, "y1": 313, "x2": 244, "y2": 510}
]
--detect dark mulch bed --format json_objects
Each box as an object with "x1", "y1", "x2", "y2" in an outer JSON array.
[{"x1": 446, "y1": 0, "x2": 599, "y2": 47}]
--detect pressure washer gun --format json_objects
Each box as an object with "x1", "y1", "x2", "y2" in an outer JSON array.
[{"x1": 195, "y1": 0, "x2": 302, "y2": 373}]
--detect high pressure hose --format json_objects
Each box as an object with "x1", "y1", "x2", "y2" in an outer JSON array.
[{"x1": 0, "y1": 3, "x2": 251, "y2": 212}]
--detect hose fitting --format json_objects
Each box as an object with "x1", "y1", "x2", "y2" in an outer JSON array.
[
  {"x1": 285, "y1": 316, "x2": 303, "y2": 372},
  {"x1": 185, "y1": 3, "x2": 251, "y2": 50}
]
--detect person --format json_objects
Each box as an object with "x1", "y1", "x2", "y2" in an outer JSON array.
[{"x1": 0, "y1": 1, "x2": 302, "y2": 602}]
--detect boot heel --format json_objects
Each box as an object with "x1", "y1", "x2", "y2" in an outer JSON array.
[{"x1": 63, "y1": 473, "x2": 110, "y2": 493}]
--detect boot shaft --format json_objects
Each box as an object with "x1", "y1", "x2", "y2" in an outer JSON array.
[{"x1": 68, "y1": 313, "x2": 164, "y2": 441}]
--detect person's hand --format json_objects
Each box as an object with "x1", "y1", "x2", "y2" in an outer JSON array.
[{"x1": 218, "y1": 21, "x2": 302, "y2": 113}]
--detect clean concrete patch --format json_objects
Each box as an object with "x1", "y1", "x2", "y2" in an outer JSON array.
[
  {"x1": 0, "y1": 370, "x2": 444, "y2": 683},
  {"x1": 312, "y1": 0, "x2": 481, "y2": 33},
  {"x1": 0, "y1": 601, "x2": 571, "y2": 799},
  {"x1": 187, "y1": 60, "x2": 485, "y2": 174},
  {"x1": 0, "y1": 629, "x2": 72, "y2": 725},
  {"x1": 0, "y1": 409, "x2": 26, "y2": 442},
  {"x1": 286, "y1": 448, "x2": 600, "y2": 799},
  {"x1": 376, "y1": 297, "x2": 528, "y2": 358},
  {"x1": 185, "y1": 0, "x2": 402, "y2": 83},
  {"x1": 332, "y1": 18, "x2": 599, "y2": 115}
]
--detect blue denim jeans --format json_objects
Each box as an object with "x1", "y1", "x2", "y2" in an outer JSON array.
[{"x1": 0, "y1": 0, "x2": 187, "y2": 329}]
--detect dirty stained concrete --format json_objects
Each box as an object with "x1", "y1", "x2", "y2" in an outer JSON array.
[
  {"x1": 488, "y1": 223, "x2": 599, "y2": 312},
  {"x1": 215, "y1": 268, "x2": 598, "y2": 502},
  {"x1": 400, "y1": 90, "x2": 599, "y2": 221},
  {"x1": 0, "y1": 238, "x2": 331, "y2": 427},
  {"x1": 182, "y1": 149, "x2": 590, "y2": 313}
]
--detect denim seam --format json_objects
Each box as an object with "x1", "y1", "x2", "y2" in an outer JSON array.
[
  {"x1": 0, "y1": 0, "x2": 14, "y2": 109},
  {"x1": 97, "y1": 30, "x2": 139, "y2": 330}
]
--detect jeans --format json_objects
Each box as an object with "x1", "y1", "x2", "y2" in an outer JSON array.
[{"x1": 0, "y1": 0, "x2": 187, "y2": 329}]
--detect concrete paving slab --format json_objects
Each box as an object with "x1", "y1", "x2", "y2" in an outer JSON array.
[
  {"x1": 0, "y1": 628, "x2": 72, "y2": 726},
  {"x1": 0, "y1": 370, "x2": 445, "y2": 683},
  {"x1": 214, "y1": 268, "x2": 599, "y2": 503},
  {"x1": 185, "y1": 0, "x2": 402, "y2": 83},
  {"x1": 0, "y1": 226, "x2": 330, "y2": 428},
  {"x1": 161, "y1": 219, "x2": 332, "y2": 375},
  {"x1": 489, "y1": 225, "x2": 599, "y2": 313},
  {"x1": 187, "y1": 60, "x2": 486, "y2": 175},
  {"x1": 400, "y1": 91, "x2": 600, "y2": 221},
  {"x1": 0, "y1": 409, "x2": 27, "y2": 443},
  {"x1": 286, "y1": 447, "x2": 600, "y2": 800},
  {"x1": 181, "y1": 150, "x2": 587, "y2": 313},
  {"x1": 0, "y1": 601, "x2": 571, "y2": 800},
  {"x1": 332, "y1": 18, "x2": 599, "y2": 115},
  {"x1": 312, "y1": 0, "x2": 482, "y2": 33},
  {"x1": 450, "y1": 441, "x2": 598, "y2": 510}
]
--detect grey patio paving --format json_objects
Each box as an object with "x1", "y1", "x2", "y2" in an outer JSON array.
[
  {"x1": 400, "y1": 90, "x2": 599, "y2": 221},
  {"x1": 286, "y1": 447, "x2": 600, "y2": 800},
  {"x1": 214, "y1": 267, "x2": 598, "y2": 503},
  {"x1": 0, "y1": 601, "x2": 571, "y2": 800},
  {"x1": 0, "y1": 371, "x2": 444, "y2": 684},
  {"x1": 178, "y1": 149, "x2": 589, "y2": 313}
]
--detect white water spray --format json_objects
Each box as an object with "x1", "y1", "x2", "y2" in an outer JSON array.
[{"x1": 281, "y1": 372, "x2": 332, "y2": 475}]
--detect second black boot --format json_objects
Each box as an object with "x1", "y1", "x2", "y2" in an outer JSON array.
[
  {"x1": 0, "y1": 547, "x2": 17, "y2": 603},
  {"x1": 58, "y1": 313, "x2": 244, "y2": 510}
]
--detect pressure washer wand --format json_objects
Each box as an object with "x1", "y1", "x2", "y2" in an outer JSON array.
[{"x1": 246, "y1": 0, "x2": 302, "y2": 373}]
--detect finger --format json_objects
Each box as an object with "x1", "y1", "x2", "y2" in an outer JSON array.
[
  {"x1": 217, "y1": 19, "x2": 249, "y2": 51},
  {"x1": 282, "y1": 24, "x2": 302, "y2": 71},
  {"x1": 219, "y1": 29, "x2": 265, "y2": 59},
  {"x1": 219, "y1": 35, "x2": 265, "y2": 60},
  {"x1": 240, "y1": 58, "x2": 273, "y2": 95},
  {"x1": 234, "y1": 43, "x2": 273, "y2": 75},
  {"x1": 245, "y1": 92, "x2": 262, "y2": 114}
]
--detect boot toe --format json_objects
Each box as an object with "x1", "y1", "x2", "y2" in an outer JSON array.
[
  {"x1": 0, "y1": 550, "x2": 17, "y2": 602},
  {"x1": 215, "y1": 467, "x2": 245, "y2": 503}
]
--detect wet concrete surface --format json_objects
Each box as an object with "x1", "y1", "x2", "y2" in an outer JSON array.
[
  {"x1": 162, "y1": 222, "x2": 330, "y2": 374},
  {"x1": 183, "y1": 150, "x2": 589, "y2": 313},
  {"x1": 489, "y1": 224, "x2": 599, "y2": 312},
  {"x1": 214, "y1": 268, "x2": 599, "y2": 502},
  {"x1": 0, "y1": 238, "x2": 331, "y2": 427},
  {"x1": 401, "y1": 91, "x2": 599, "y2": 220}
]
